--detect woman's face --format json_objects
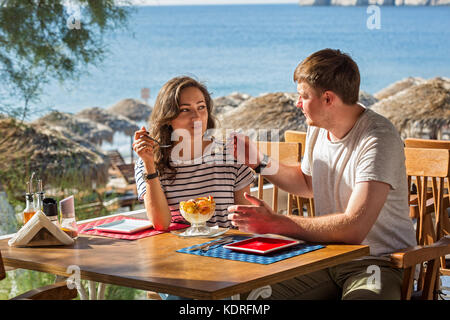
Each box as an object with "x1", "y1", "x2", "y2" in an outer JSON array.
[{"x1": 170, "y1": 86, "x2": 208, "y2": 139}]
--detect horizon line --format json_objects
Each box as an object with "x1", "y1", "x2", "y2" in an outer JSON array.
[{"x1": 118, "y1": 1, "x2": 299, "y2": 6}]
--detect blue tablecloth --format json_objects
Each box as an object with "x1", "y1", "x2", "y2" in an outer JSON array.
[{"x1": 177, "y1": 236, "x2": 325, "y2": 265}]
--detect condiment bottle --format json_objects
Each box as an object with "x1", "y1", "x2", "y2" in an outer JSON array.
[
  {"x1": 59, "y1": 196, "x2": 78, "y2": 239},
  {"x1": 31, "y1": 179, "x2": 45, "y2": 223},
  {"x1": 43, "y1": 198, "x2": 59, "y2": 227},
  {"x1": 35, "y1": 179, "x2": 45, "y2": 213},
  {"x1": 22, "y1": 182, "x2": 36, "y2": 224}
]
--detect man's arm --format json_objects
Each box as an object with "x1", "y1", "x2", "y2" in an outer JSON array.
[
  {"x1": 228, "y1": 180, "x2": 390, "y2": 244},
  {"x1": 230, "y1": 133, "x2": 313, "y2": 198},
  {"x1": 261, "y1": 158, "x2": 313, "y2": 198}
]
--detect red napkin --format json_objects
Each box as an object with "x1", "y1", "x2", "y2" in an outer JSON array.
[{"x1": 77, "y1": 215, "x2": 188, "y2": 240}]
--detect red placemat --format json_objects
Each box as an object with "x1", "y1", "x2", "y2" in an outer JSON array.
[{"x1": 77, "y1": 215, "x2": 188, "y2": 240}]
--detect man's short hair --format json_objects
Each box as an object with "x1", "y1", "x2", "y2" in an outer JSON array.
[{"x1": 293, "y1": 49, "x2": 360, "y2": 105}]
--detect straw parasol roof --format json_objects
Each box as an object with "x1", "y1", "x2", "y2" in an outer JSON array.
[
  {"x1": 213, "y1": 92, "x2": 252, "y2": 117},
  {"x1": 359, "y1": 90, "x2": 378, "y2": 107},
  {"x1": 33, "y1": 111, "x2": 114, "y2": 145},
  {"x1": 371, "y1": 77, "x2": 450, "y2": 140},
  {"x1": 76, "y1": 107, "x2": 140, "y2": 136},
  {"x1": 218, "y1": 92, "x2": 307, "y2": 141},
  {"x1": 374, "y1": 77, "x2": 425, "y2": 100},
  {"x1": 0, "y1": 118, "x2": 109, "y2": 191},
  {"x1": 107, "y1": 99, "x2": 152, "y2": 122},
  {"x1": 217, "y1": 90, "x2": 380, "y2": 141}
]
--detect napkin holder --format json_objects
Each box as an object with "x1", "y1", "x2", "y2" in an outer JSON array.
[{"x1": 8, "y1": 211, "x2": 74, "y2": 247}]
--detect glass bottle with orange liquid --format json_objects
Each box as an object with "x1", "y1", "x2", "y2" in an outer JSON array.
[{"x1": 22, "y1": 182, "x2": 36, "y2": 224}]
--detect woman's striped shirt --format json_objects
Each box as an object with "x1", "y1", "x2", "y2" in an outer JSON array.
[{"x1": 134, "y1": 140, "x2": 255, "y2": 228}]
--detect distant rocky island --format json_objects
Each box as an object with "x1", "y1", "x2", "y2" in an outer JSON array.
[{"x1": 298, "y1": 0, "x2": 449, "y2": 5}]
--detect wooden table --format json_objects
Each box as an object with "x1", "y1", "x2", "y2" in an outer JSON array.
[{"x1": 0, "y1": 230, "x2": 369, "y2": 300}]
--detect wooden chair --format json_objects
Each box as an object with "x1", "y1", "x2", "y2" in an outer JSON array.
[
  {"x1": 107, "y1": 149, "x2": 126, "y2": 166},
  {"x1": 107, "y1": 149, "x2": 137, "y2": 195},
  {"x1": 405, "y1": 138, "x2": 450, "y2": 220},
  {"x1": 405, "y1": 148, "x2": 450, "y2": 245},
  {"x1": 255, "y1": 141, "x2": 301, "y2": 214},
  {"x1": 284, "y1": 130, "x2": 315, "y2": 217},
  {"x1": 390, "y1": 235, "x2": 450, "y2": 300},
  {"x1": 0, "y1": 250, "x2": 78, "y2": 300},
  {"x1": 404, "y1": 147, "x2": 450, "y2": 294},
  {"x1": 115, "y1": 163, "x2": 137, "y2": 186},
  {"x1": 405, "y1": 138, "x2": 450, "y2": 150}
]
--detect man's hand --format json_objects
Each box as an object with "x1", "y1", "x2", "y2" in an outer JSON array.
[{"x1": 227, "y1": 192, "x2": 282, "y2": 234}]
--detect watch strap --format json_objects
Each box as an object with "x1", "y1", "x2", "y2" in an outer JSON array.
[
  {"x1": 143, "y1": 171, "x2": 158, "y2": 181},
  {"x1": 254, "y1": 153, "x2": 269, "y2": 174}
]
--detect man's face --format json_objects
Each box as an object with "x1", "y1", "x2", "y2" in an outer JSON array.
[{"x1": 296, "y1": 82, "x2": 327, "y2": 128}]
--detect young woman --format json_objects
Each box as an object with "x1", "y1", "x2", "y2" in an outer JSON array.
[{"x1": 133, "y1": 76, "x2": 254, "y2": 231}]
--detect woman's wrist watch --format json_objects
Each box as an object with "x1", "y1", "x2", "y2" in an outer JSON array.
[
  {"x1": 142, "y1": 171, "x2": 158, "y2": 182},
  {"x1": 253, "y1": 153, "x2": 269, "y2": 174}
]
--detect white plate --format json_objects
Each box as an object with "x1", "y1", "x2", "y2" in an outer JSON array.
[{"x1": 93, "y1": 219, "x2": 153, "y2": 234}]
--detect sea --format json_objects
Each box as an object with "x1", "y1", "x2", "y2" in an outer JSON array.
[{"x1": 18, "y1": 5, "x2": 450, "y2": 157}]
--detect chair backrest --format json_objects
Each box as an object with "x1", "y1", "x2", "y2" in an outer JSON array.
[
  {"x1": 284, "y1": 130, "x2": 307, "y2": 157},
  {"x1": 405, "y1": 137, "x2": 450, "y2": 199},
  {"x1": 107, "y1": 150, "x2": 126, "y2": 167},
  {"x1": 256, "y1": 141, "x2": 301, "y2": 213},
  {"x1": 405, "y1": 138, "x2": 450, "y2": 150},
  {"x1": 115, "y1": 163, "x2": 136, "y2": 185},
  {"x1": 404, "y1": 148, "x2": 450, "y2": 246},
  {"x1": 284, "y1": 130, "x2": 316, "y2": 216}
]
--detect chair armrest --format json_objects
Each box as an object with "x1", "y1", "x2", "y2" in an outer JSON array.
[
  {"x1": 10, "y1": 281, "x2": 78, "y2": 300},
  {"x1": 389, "y1": 236, "x2": 450, "y2": 268}
]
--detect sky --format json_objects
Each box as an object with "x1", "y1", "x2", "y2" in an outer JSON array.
[{"x1": 124, "y1": 0, "x2": 298, "y2": 5}]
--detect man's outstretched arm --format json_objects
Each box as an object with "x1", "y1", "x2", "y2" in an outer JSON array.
[{"x1": 228, "y1": 180, "x2": 390, "y2": 245}]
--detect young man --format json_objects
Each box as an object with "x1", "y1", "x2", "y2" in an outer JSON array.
[{"x1": 227, "y1": 49, "x2": 417, "y2": 299}]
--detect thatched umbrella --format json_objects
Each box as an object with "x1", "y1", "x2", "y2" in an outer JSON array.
[
  {"x1": 77, "y1": 106, "x2": 140, "y2": 163},
  {"x1": 359, "y1": 90, "x2": 378, "y2": 107},
  {"x1": 213, "y1": 92, "x2": 252, "y2": 117},
  {"x1": 218, "y1": 92, "x2": 306, "y2": 141},
  {"x1": 76, "y1": 107, "x2": 140, "y2": 136},
  {"x1": 374, "y1": 77, "x2": 425, "y2": 100},
  {"x1": 33, "y1": 111, "x2": 114, "y2": 145},
  {"x1": 217, "y1": 90, "x2": 378, "y2": 141},
  {"x1": 0, "y1": 118, "x2": 109, "y2": 194},
  {"x1": 371, "y1": 77, "x2": 450, "y2": 140},
  {"x1": 107, "y1": 98, "x2": 152, "y2": 122}
]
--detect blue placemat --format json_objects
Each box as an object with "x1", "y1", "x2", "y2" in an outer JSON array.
[{"x1": 177, "y1": 236, "x2": 325, "y2": 265}]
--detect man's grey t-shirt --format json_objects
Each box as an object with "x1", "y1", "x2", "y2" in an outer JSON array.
[{"x1": 301, "y1": 106, "x2": 417, "y2": 257}]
